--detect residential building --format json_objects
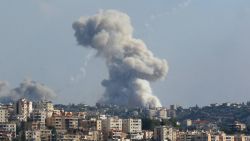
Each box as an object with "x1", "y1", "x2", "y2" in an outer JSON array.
[
  {"x1": 40, "y1": 129, "x2": 52, "y2": 141},
  {"x1": 102, "y1": 117, "x2": 122, "y2": 140},
  {"x1": 15, "y1": 98, "x2": 32, "y2": 121},
  {"x1": 0, "y1": 123, "x2": 16, "y2": 138},
  {"x1": 0, "y1": 108, "x2": 8, "y2": 122},
  {"x1": 25, "y1": 130, "x2": 41, "y2": 141},
  {"x1": 122, "y1": 118, "x2": 142, "y2": 133},
  {"x1": 154, "y1": 126, "x2": 177, "y2": 141},
  {"x1": 65, "y1": 116, "x2": 78, "y2": 130}
]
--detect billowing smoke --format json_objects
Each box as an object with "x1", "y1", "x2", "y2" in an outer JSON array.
[
  {"x1": 73, "y1": 10, "x2": 168, "y2": 107},
  {"x1": 0, "y1": 79, "x2": 56, "y2": 103},
  {"x1": 0, "y1": 81, "x2": 9, "y2": 97}
]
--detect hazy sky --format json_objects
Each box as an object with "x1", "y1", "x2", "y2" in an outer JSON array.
[{"x1": 1, "y1": 0, "x2": 250, "y2": 107}]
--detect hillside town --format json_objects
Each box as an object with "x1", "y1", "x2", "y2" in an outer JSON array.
[{"x1": 0, "y1": 98, "x2": 250, "y2": 141}]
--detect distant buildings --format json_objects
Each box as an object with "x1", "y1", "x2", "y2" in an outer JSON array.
[
  {"x1": 146, "y1": 105, "x2": 177, "y2": 119},
  {"x1": 0, "y1": 98, "x2": 249, "y2": 140}
]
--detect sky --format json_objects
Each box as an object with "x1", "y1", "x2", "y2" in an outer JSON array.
[{"x1": 0, "y1": 0, "x2": 250, "y2": 107}]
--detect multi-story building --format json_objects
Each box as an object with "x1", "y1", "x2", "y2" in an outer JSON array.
[
  {"x1": 40, "y1": 129, "x2": 52, "y2": 141},
  {"x1": 30, "y1": 110, "x2": 46, "y2": 123},
  {"x1": 102, "y1": 117, "x2": 122, "y2": 140},
  {"x1": 25, "y1": 130, "x2": 41, "y2": 141},
  {"x1": 102, "y1": 117, "x2": 122, "y2": 132},
  {"x1": 0, "y1": 123, "x2": 16, "y2": 138},
  {"x1": 0, "y1": 108, "x2": 8, "y2": 122},
  {"x1": 50, "y1": 114, "x2": 65, "y2": 130},
  {"x1": 143, "y1": 130, "x2": 154, "y2": 140},
  {"x1": 0, "y1": 104, "x2": 14, "y2": 121},
  {"x1": 79, "y1": 119, "x2": 102, "y2": 131},
  {"x1": 65, "y1": 116, "x2": 78, "y2": 130},
  {"x1": 96, "y1": 119, "x2": 102, "y2": 131},
  {"x1": 154, "y1": 126, "x2": 177, "y2": 141},
  {"x1": 33, "y1": 100, "x2": 54, "y2": 118},
  {"x1": 122, "y1": 118, "x2": 142, "y2": 133},
  {"x1": 15, "y1": 98, "x2": 32, "y2": 121},
  {"x1": 29, "y1": 110, "x2": 46, "y2": 130},
  {"x1": 34, "y1": 100, "x2": 54, "y2": 111},
  {"x1": 147, "y1": 107, "x2": 169, "y2": 119},
  {"x1": 0, "y1": 131, "x2": 13, "y2": 140},
  {"x1": 168, "y1": 105, "x2": 177, "y2": 118}
]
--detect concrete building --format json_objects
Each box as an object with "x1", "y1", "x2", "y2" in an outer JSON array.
[
  {"x1": 0, "y1": 123, "x2": 16, "y2": 138},
  {"x1": 40, "y1": 129, "x2": 52, "y2": 141},
  {"x1": 30, "y1": 110, "x2": 46, "y2": 122},
  {"x1": 0, "y1": 131, "x2": 13, "y2": 141},
  {"x1": 122, "y1": 118, "x2": 142, "y2": 133},
  {"x1": 25, "y1": 130, "x2": 41, "y2": 141},
  {"x1": 143, "y1": 130, "x2": 154, "y2": 140},
  {"x1": 154, "y1": 126, "x2": 177, "y2": 141},
  {"x1": 0, "y1": 108, "x2": 8, "y2": 122},
  {"x1": 79, "y1": 119, "x2": 102, "y2": 131},
  {"x1": 50, "y1": 115, "x2": 65, "y2": 130},
  {"x1": 102, "y1": 117, "x2": 122, "y2": 140},
  {"x1": 15, "y1": 98, "x2": 32, "y2": 121},
  {"x1": 65, "y1": 116, "x2": 78, "y2": 130},
  {"x1": 102, "y1": 117, "x2": 122, "y2": 132},
  {"x1": 96, "y1": 119, "x2": 102, "y2": 131},
  {"x1": 147, "y1": 108, "x2": 169, "y2": 119},
  {"x1": 33, "y1": 100, "x2": 54, "y2": 118}
]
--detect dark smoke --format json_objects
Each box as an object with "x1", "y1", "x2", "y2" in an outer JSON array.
[
  {"x1": 73, "y1": 10, "x2": 168, "y2": 107},
  {"x1": 0, "y1": 79, "x2": 56, "y2": 103}
]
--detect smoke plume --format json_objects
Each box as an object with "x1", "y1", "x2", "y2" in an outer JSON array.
[
  {"x1": 73, "y1": 10, "x2": 168, "y2": 107},
  {"x1": 0, "y1": 79, "x2": 56, "y2": 103}
]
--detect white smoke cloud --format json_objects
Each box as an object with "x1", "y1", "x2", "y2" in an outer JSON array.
[
  {"x1": 73, "y1": 10, "x2": 169, "y2": 108},
  {"x1": 0, "y1": 79, "x2": 56, "y2": 103},
  {"x1": 70, "y1": 50, "x2": 95, "y2": 83}
]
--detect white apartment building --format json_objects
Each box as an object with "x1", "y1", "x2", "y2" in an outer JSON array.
[
  {"x1": 15, "y1": 98, "x2": 32, "y2": 121},
  {"x1": 122, "y1": 118, "x2": 142, "y2": 133}
]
